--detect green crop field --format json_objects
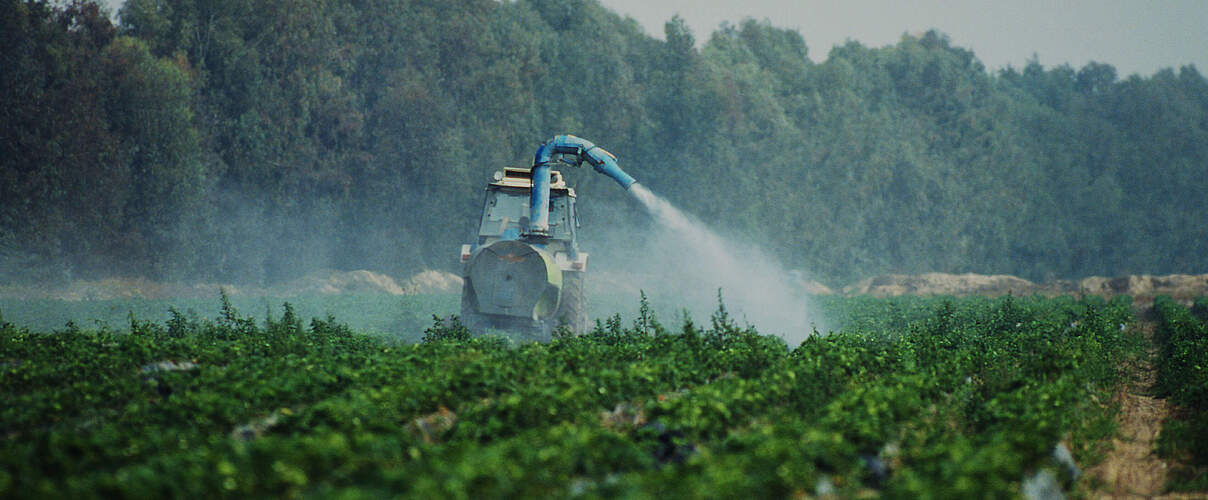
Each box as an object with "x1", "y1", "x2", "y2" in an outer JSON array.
[
  {"x1": 0, "y1": 293, "x2": 459, "y2": 344},
  {"x1": 1152, "y1": 296, "x2": 1208, "y2": 491},
  {"x1": 3, "y1": 293, "x2": 1206, "y2": 498}
]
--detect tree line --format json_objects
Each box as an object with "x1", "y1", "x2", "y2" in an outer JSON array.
[{"x1": 3, "y1": 0, "x2": 1206, "y2": 286}]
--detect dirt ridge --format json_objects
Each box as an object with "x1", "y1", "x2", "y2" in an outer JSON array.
[
  {"x1": 842, "y1": 273, "x2": 1208, "y2": 301},
  {"x1": 0, "y1": 269, "x2": 465, "y2": 301},
  {"x1": 6, "y1": 271, "x2": 1208, "y2": 302}
]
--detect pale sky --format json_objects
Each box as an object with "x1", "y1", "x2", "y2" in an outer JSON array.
[
  {"x1": 101, "y1": 0, "x2": 1207, "y2": 77},
  {"x1": 596, "y1": 0, "x2": 1208, "y2": 77}
]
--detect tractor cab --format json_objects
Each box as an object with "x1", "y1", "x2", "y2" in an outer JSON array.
[{"x1": 472, "y1": 167, "x2": 579, "y2": 258}]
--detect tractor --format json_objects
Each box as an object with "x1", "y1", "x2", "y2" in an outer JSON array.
[{"x1": 459, "y1": 135, "x2": 637, "y2": 339}]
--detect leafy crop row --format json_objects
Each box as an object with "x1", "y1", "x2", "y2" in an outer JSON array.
[
  {"x1": 1152, "y1": 296, "x2": 1208, "y2": 490},
  {"x1": 1, "y1": 295, "x2": 1138, "y2": 498}
]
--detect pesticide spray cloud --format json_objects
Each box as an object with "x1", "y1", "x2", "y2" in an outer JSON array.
[{"x1": 616, "y1": 183, "x2": 822, "y2": 344}]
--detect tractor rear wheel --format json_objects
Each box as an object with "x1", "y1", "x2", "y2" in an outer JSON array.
[
  {"x1": 459, "y1": 279, "x2": 487, "y2": 334},
  {"x1": 555, "y1": 271, "x2": 587, "y2": 334}
]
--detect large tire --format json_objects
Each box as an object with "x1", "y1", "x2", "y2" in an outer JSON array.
[
  {"x1": 459, "y1": 279, "x2": 487, "y2": 335},
  {"x1": 555, "y1": 271, "x2": 587, "y2": 334}
]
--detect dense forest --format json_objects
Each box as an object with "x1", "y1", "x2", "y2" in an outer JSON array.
[{"x1": 3, "y1": 0, "x2": 1207, "y2": 287}]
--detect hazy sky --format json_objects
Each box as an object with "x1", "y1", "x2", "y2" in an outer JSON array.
[{"x1": 596, "y1": 0, "x2": 1208, "y2": 77}]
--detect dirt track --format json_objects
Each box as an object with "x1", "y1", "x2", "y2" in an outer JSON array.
[
  {"x1": 1086, "y1": 317, "x2": 1207, "y2": 500},
  {"x1": 1086, "y1": 321, "x2": 1173, "y2": 498}
]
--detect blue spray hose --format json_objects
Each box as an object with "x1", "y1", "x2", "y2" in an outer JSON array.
[{"x1": 528, "y1": 135, "x2": 637, "y2": 235}]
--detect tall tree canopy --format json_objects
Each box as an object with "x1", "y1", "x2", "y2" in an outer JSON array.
[{"x1": 3, "y1": 0, "x2": 1207, "y2": 286}]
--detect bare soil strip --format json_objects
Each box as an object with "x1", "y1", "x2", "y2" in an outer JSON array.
[{"x1": 1086, "y1": 320, "x2": 1206, "y2": 499}]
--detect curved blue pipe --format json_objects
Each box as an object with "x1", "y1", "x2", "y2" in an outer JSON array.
[{"x1": 528, "y1": 135, "x2": 637, "y2": 236}]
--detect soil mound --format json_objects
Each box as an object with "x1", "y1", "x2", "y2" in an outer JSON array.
[
  {"x1": 797, "y1": 278, "x2": 835, "y2": 296},
  {"x1": 844, "y1": 273, "x2": 1038, "y2": 297},
  {"x1": 1076, "y1": 274, "x2": 1208, "y2": 300},
  {"x1": 1, "y1": 278, "x2": 234, "y2": 301},
  {"x1": 276, "y1": 269, "x2": 463, "y2": 296},
  {"x1": 402, "y1": 270, "x2": 463, "y2": 294},
  {"x1": 7, "y1": 271, "x2": 1207, "y2": 301},
  {"x1": 843, "y1": 272, "x2": 1208, "y2": 299},
  {"x1": 0, "y1": 270, "x2": 461, "y2": 301},
  {"x1": 279, "y1": 270, "x2": 407, "y2": 295}
]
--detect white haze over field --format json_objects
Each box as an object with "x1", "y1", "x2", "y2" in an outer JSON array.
[{"x1": 621, "y1": 183, "x2": 821, "y2": 345}]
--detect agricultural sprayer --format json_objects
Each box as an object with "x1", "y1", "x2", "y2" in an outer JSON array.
[{"x1": 458, "y1": 135, "x2": 637, "y2": 338}]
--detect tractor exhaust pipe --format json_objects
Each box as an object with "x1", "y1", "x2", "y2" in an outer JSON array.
[{"x1": 528, "y1": 135, "x2": 637, "y2": 236}]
